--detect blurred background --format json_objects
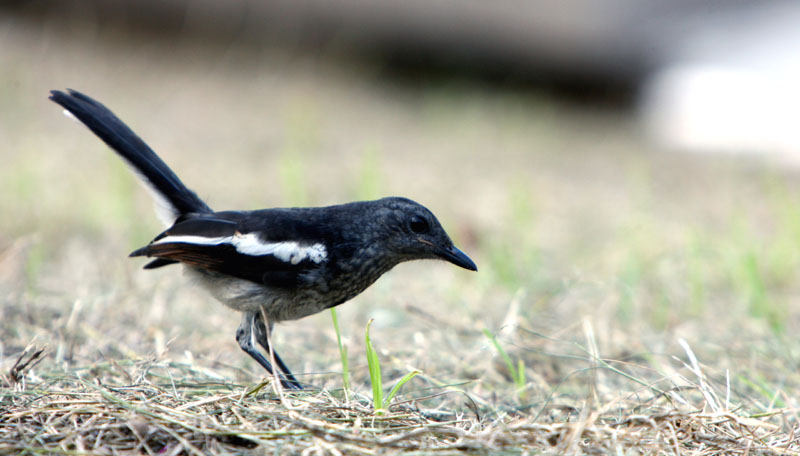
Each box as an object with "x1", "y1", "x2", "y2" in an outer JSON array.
[{"x1": 3, "y1": 0, "x2": 800, "y2": 408}]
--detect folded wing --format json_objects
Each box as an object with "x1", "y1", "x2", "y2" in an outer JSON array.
[{"x1": 131, "y1": 215, "x2": 327, "y2": 289}]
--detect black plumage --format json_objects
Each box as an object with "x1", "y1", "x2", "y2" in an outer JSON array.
[{"x1": 50, "y1": 89, "x2": 477, "y2": 389}]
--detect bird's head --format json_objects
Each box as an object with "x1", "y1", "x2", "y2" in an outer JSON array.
[{"x1": 363, "y1": 197, "x2": 477, "y2": 271}]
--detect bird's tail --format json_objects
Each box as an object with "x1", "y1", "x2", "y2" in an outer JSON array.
[{"x1": 49, "y1": 89, "x2": 212, "y2": 226}]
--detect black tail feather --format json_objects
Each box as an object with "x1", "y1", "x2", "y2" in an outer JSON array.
[{"x1": 49, "y1": 89, "x2": 212, "y2": 222}]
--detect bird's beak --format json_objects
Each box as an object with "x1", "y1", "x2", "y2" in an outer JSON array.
[{"x1": 435, "y1": 244, "x2": 478, "y2": 271}]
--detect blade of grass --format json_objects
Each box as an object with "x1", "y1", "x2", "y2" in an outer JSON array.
[
  {"x1": 383, "y1": 370, "x2": 421, "y2": 409},
  {"x1": 330, "y1": 308, "x2": 351, "y2": 392},
  {"x1": 483, "y1": 329, "x2": 525, "y2": 393},
  {"x1": 365, "y1": 319, "x2": 384, "y2": 412}
]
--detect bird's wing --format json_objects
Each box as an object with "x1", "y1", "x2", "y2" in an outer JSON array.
[{"x1": 131, "y1": 214, "x2": 328, "y2": 289}]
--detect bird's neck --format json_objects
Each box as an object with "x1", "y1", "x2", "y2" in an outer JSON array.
[{"x1": 330, "y1": 244, "x2": 401, "y2": 299}]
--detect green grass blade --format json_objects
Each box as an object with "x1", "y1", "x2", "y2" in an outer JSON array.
[
  {"x1": 330, "y1": 308, "x2": 350, "y2": 391},
  {"x1": 483, "y1": 329, "x2": 519, "y2": 385},
  {"x1": 516, "y1": 358, "x2": 526, "y2": 388},
  {"x1": 383, "y1": 370, "x2": 421, "y2": 409},
  {"x1": 365, "y1": 319, "x2": 384, "y2": 411}
]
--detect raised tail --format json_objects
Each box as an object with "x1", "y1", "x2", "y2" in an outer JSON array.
[{"x1": 49, "y1": 89, "x2": 212, "y2": 226}]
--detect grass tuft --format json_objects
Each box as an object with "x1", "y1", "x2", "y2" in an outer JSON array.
[{"x1": 365, "y1": 319, "x2": 421, "y2": 413}]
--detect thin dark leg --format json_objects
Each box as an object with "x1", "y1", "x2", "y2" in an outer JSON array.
[
  {"x1": 252, "y1": 312, "x2": 302, "y2": 389},
  {"x1": 235, "y1": 311, "x2": 302, "y2": 390}
]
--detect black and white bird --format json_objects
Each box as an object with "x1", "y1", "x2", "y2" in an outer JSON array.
[{"x1": 50, "y1": 89, "x2": 477, "y2": 389}]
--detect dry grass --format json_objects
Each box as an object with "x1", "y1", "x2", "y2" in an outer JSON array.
[
  {"x1": 3, "y1": 341, "x2": 800, "y2": 455},
  {"x1": 3, "y1": 15, "x2": 800, "y2": 455}
]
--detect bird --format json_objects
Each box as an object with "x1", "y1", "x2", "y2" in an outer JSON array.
[{"x1": 49, "y1": 89, "x2": 477, "y2": 389}]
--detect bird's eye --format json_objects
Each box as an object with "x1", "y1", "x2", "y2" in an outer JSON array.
[{"x1": 409, "y1": 215, "x2": 429, "y2": 234}]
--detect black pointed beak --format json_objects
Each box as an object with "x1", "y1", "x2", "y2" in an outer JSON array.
[{"x1": 436, "y1": 244, "x2": 478, "y2": 271}]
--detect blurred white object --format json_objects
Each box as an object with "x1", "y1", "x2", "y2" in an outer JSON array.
[
  {"x1": 640, "y1": 2, "x2": 800, "y2": 157},
  {"x1": 642, "y1": 65, "x2": 800, "y2": 154}
]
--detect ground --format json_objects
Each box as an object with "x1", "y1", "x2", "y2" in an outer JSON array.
[{"x1": 2, "y1": 19, "x2": 800, "y2": 455}]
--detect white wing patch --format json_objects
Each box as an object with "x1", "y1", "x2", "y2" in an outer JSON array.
[{"x1": 153, "y1": 233, "x2": 327, "y2": 265}]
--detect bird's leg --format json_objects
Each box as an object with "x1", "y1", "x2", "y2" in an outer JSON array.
[
  {"x1": 235, "y1": 311, "x2": 301, "y2": 390},
  {"x1": 253, "y1": 311, "x2": 303, "y2": 390}
]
